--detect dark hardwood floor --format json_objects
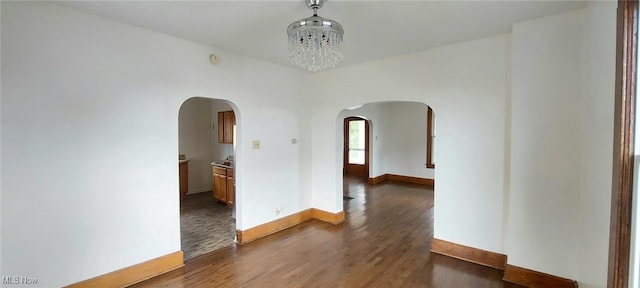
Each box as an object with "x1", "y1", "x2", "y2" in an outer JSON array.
[{"x1": 133, "y1": 176, "x2": 523, "y2": 288}]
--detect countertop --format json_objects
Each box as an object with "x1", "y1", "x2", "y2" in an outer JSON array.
[{"x1": 211, "y1": 162, "x2": 233, "y2": 169}]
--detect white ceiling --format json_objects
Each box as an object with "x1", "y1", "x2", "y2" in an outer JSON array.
[{"x1": 58, "y1": 1, "x2": 586, "y2": 71}]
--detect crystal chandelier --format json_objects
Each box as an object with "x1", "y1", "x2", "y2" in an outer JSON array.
[{"x1": 287, "y1": 0, "x2": 344, "y2": 72}]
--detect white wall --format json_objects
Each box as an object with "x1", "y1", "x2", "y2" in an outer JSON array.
[
  {"x1": 507, "y1": 5, "x2": 617, "y2": 286},
  {"x1": 179, "y1": 97, "x2": 213, "y2": 194},
  {"x1": 508, "y1": 10, "x2": 584, "y2": 279},
  {"x1": 1, "y1": 2, "x2": 311, "y2": 287},
  {"x1": 0, "y1": 1, "x2": 619, "y2": 287},
  {"x1": 579, "y1": 2, "x2": 616, "y2": 288},
  {"x1": 312, "y1": 34, "x2": 510, "y2": 253},
  {"x1": 317, "y1": 7, "x2": 616, "y2": 287},
  {"x1": 632, "y1": 158, "x2": 640, "y2": 288},
  {"x1": 385, "y1": 102, "x2": 433, "y2": 179},
  {"x1": 0, "y1": 0, "x2": 3, "y2": 277}
]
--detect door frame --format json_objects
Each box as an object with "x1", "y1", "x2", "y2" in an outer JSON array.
[
  {"x1": 343, "y1": 116, "x2": 370, "y2": 178},
  {"x1": 609, "y1": 1, "x2": 637, "y2": 287}
]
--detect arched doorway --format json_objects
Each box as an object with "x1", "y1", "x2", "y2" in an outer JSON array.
[
  {"x1": 178, "y1": 97, "x2": 239, "y2": 260},
  {"x1": 337, "y1": 101, "x2": 435, "y2": 186}
]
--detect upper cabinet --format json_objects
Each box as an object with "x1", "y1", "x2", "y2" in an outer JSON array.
[{"x1": 218, "y1": 110, "x2": 235, "y2": 144}]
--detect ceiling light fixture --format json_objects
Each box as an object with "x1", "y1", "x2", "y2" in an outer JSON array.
[{"x1": 287, "y1": 0, "x2": 344, "y2": 72}]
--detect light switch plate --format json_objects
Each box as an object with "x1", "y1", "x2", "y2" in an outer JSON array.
[{"x1": 252, "y1": 140, "x2": 260, "y2": 149}]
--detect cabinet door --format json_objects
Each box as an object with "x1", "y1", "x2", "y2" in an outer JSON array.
[
  {"x1": 217, "y1": 112, "x2": 225, "y2": 143},
  {"x1": 213, "y1": 173, "x2": 221, "y2": 200},
  {"x1": 226, "y1": 174, "x2": 234, "y2": 207},
  {"x1": 213, "y1": 174, "x2": 222, "y2": 201},
  {"x1": 223, "y1": 111, "x2": 235, "y2": 143},
  {"x1": 211, "y1": 173, "x2": 218, "y2": 199},
  {"x1": 212, "y1": 167, "x2": 227, "y2": 202},
  {"x1": 179, "y1": 162, "x2": 188, "y2": 200},
  {"x1": 218, "y1": 174, "x2": 227, "y2": 202}
]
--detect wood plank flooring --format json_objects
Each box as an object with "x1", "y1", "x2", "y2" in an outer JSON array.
[{"x1": 132, "y1": 176, "x2": 523, "y2": 288}]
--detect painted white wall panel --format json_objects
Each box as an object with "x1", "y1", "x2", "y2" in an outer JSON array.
[
  {"x1": 508, "y1": 10, "x2": 584, "y2": 280},
  {"x1": 385, "y1": 102, "x2": 432, "y2": 179},
  {"x1": 0, "y1": 1, "x2": 619, "y2": 287},
  {"x1": 579, "y1": 2, "x2": 616, "y2": 288},
  {"x1": 312, "y1": 34, "x2": 510, "y2": 253},
  {"x1": 1, "y1": 2, "x2": 310, "y2": 286},
  {"x1": 178, "y1": 97, "x2": 213, "y2": 194}
]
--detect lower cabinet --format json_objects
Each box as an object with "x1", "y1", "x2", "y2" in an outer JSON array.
[
  {"x1": 212, "y1": 165, "x2": 233, "y2": 207},
  {"x1": 226, "y1": 169, "x2": 234, "y2": 207},
  {"x1": 179, "y1": 161, "x2": 188, "y2": 200}
]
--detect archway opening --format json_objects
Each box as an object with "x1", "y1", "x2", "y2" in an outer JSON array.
[
  {"x1": 337, "y1": 101, "x2": 436, "y2": 220},
  {"x1": 337, "y1": 101, "x2": 435, "y2": 186},
  {"x1": 178, "y1": 96, "x2": 240, "y2": 261}
]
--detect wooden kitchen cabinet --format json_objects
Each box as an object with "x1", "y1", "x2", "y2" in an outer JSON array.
[
  {"x1": 179, "y1": 161, "x2": 188, "y2": 200},
  {"x1": 212, "y1": 166, "x2": 227, "y2": 203},
  {"x1": 212, "y1": 165, "x2": 234, "y2": 207},
  {"x1": 217, "y1": 110, "x2": 235, "y2": 144},
  {"x1": 217, "y1": 112, "x2": 224, "y2": 143},
  {"x1": 226, "y1": 169, "x2": 234, "y2": 207}
]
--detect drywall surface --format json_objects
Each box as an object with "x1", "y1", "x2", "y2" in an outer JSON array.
[
  {"x1": 633, "y1": 158, "x2": 640, "y2": 288},
  {"x1": 578, "y1": 2, "x2": 616, "y2": 288},
  {"x1": 178, "y1": 97, "x2": 213, "y2": 194},
  {"x1": 1, "y1": 2, "x2": 310, "y2": 286},
  {"x1": 385, "y1": 102, "x2": 433, "y2": 179},
  {"x1": 508, "y1": 10, "x2": 584, "y2": 279},
  {"x1": 313, "y1": 34, "x2": 509, "y2": 253},
  {"x1": 1, "y1": 1, "x2": 618, "y2": 287},
  {"x1": 505, "y1": 6, "x2": 616, "y2": 285}
]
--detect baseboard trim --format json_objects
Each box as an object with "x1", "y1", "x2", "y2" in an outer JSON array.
[
  {"x1": 312, "y1": 208, "x2": 345, "y2": 225},
  {"x1": 387, "y1": 174, "x2": 434, "y2": 186},
  {"x1": 236, "y1": 208, "x2": 346, "y2": 245},
  {"x1": 431, "y1": 239, "x2": 579, "y2": 287},
  {"x1": 368, "y1": 174, "x2": 387, "y2": 184},
  {"x1": 430, "y1": 238, "x2": 506, "y2": 270},
  {"x1": 503, "y1": 264, "x2": 578, "y2": 288},
  {"x1": 65, "y1": 251, "x2": 184, "y2": 288},
  {"x1": 368, "y1": 173, "x2": 434, "y2": 187},
  {"x1": 236, "y1": 209, "x2": 313, "y2": 244}
]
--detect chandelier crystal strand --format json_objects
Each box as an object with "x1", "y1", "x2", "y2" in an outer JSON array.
[
  {"x1": 288, "y1": 28, "x2": 343, "y2": 72},
  {"x1": 287, "y1": 0, "x2": 344, "y2": 72}
]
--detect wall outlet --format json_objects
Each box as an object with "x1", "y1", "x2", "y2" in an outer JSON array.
[
  {"x1": 252, "y1": 140, "x2": 260, "y2": 150},
  {"x1": 275, "y1": 206, "x2": 281, "y2": 216}
]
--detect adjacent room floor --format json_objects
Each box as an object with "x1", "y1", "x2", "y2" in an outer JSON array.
[
  {"x1": 138, "y1": 177, "x2": 524, "y2": 287},
  {"x1": 180, "y1": 192, "x2": 235, "y2": 260}
]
